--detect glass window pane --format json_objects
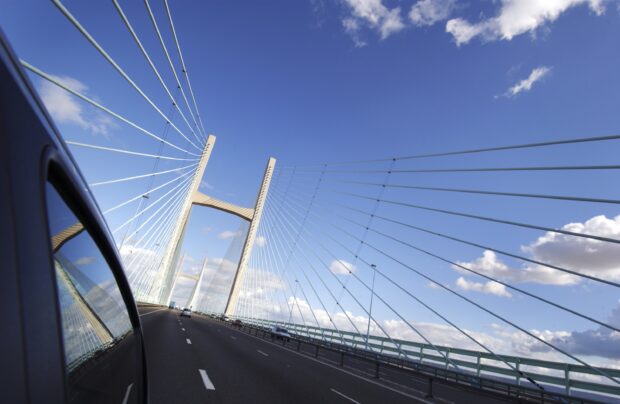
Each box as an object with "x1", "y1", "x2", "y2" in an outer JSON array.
[{"x1": 45, "y1": 182, "x2": 138, "y2": 403}]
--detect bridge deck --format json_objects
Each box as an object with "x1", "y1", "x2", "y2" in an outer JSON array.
[{"x1": 139, "y1": 307, "x2": 511, "y2": 403}]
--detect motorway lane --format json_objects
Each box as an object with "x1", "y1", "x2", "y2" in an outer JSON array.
[
  {"x1": 138, "y1": 307, "x2": 512, "y2": 403},
  {"x1": 139, "y1": 308, "x2": 423, "y2": 403},
  {"x1": 189, "y1": 316, "x2": 420, "y2": 403},
  {"x1": 139, "y1": 308, "x2": 210, "y2": 403}
]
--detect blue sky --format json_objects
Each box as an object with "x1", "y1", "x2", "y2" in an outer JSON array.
[{"x1": 2, "y1": 0, "x2": 620, "y2": 370}]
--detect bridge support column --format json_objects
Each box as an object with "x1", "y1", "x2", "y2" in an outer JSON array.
[
  {"x1": 152, "y1": 135, "x2": 216, "y2": 305},
  {"x1": 186, "y1": 257, "x2": 207, "y2": 309},
  {"x1": 162, "y1": 253, "x2": 186, "y2": 307},
  {"x1": 224, "y1": 157, "x2": 276, "y2": 316}
]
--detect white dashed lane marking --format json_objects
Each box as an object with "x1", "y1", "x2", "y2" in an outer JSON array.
[{"x1": 199, "y1": 369, "x2": 215, "y2": 390}]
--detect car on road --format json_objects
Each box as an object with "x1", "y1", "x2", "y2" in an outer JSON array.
[
  {"x1": 180, "y1": 308, "x2": 192, "y2": 318},
  {"x1": 218, "y1": 314, "x2": 230, "y2": 322},
  {"x1": 232, "y1": 319, "x2": 243, "y2": 327},
  {"x1": 168, "y1": 301, "x2": 176, "y2": 309},
  {"x1": 270, "y1": 325, "x2": 291, "y2": 341},
  {"x1": 0, "y1": 31, "x2": 147, "y2": 403}
]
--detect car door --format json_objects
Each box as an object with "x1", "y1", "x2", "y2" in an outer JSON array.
[{"x1": 0, "y1": 28, "x2": 147, "y2": 403}]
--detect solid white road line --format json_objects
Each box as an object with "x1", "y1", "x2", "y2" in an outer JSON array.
[
  {"x1": 186, "y1": 338, "x2": 192, "y2": 345},
  {"x1": 182, "y1": 328, "x2": 186, "y2": 331},
  {"x1": 121, "y1": 383, "x2": 134, "y2": 404},
  {"x1": 199, "y1": 369, "x2": 215, "y2": 390},
  {"x1": 330, "y1": 388, "x2": 361, "y2": 404},
  {"x1": 257, "y1": 350, "x2": 269, "y2": 357},
  {"x1": 139, "y1": 308, "x2": 167, "y2": 317},
  {"x1": 230, "y1": 335, "x2": 237, "y2": 340}
]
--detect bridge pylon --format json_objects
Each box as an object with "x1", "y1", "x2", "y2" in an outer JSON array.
[{"x1": 150, "y1": 134, "x2": 276, "y2": 316}]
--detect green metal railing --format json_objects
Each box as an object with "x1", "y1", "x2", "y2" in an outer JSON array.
[{"x1": 236, "y1": 316, "x2": 620, "y2": 400}]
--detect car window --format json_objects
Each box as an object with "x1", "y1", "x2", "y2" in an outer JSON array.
[{"x1": 45, "y1": 181, "x2": 139, "y2": 403}]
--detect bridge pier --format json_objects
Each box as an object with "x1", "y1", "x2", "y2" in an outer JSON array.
[{"x1": 149, "y1": 133, "x2": 276, "y2": 315}]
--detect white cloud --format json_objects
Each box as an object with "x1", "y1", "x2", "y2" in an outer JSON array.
[
  {"x1": 342, "y1": 17, "x2": 367, "y2": 47},
  {"x1": 445, "y1": 18, "x2": 487, "y2": 45},
  {"x1": 38, "y1": 75, "x2": 113, "y2": 136},
  {"x1": 119, "y1": 244, "x2": 158, "y2": 270},
  {"x1": 200, "y1": 181, "x2": 214, "y2": 191},
  {"x1": 283, "y1": 297, "x2": 619, "y2": 365},
  {"x1": 235, "y1": 268, "x2": 287, "y2": 318},
  {"x1": 455, "y1": 250, "x2": 580, "y2": 286},
  {"x1": 503, "y1": 66, "x2": 551, "y2": 97},
  {"x1": 446, "y1": 0, "x2": 609, "y2": 45},
  {"x1": 217, "y1": 230, "x2": 242, "y2": 240},
  {"x1": 74, "y1": 256, "x2": 95, "y2": 266},
  {"x1": 456, "y1": 276, "x2": 512, "y2": 297},
  {"x1": 118, "y1": 244, "x2": 163, "y2": 300},
  {"x1": 523, "y1": 215, "x2": 620, "y2": 281},
  {"x1": 255, "y1": 236, "x2": 267, "y2": 247},
  {"x1": 342, "y1": 0, "x2": 405, "y2": 44},
  {"x1": 410, "y1": 0, "x2": 456, "y2": 26},
  {"x1": 329, "y1": 259, "x2": 357, "y2": 275},
  {"x1": 189, "y1": 257, "x2": 240, "y2": 312},
  {"x1": 239, "y1": 271, "x2": 286, "y2": 300},
  {"x1": 455, "y1": 215, "x2": 620, "y2": 287},
  {"x1": 493, "y1": 302, "x2": 620, "y2": 360}
]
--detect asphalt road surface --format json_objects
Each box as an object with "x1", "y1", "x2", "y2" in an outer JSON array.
[{"x1": 138, "y1": 307, "x2": 511, "y2": 404}]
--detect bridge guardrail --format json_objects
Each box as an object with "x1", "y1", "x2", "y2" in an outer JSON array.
[{"x1": 220, "y1": 315, "x2": 619, "y2": 402}]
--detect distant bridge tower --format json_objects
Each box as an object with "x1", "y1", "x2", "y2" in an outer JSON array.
[
  {"x1": 185, "y1": 257, "x2": 207, "y2": 309},
  {"x1": 150, "y1": 134, "x2": 276, "y2": 316}
]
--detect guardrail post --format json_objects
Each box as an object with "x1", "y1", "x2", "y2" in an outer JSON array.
[
  {"x1": 516, "y1": 359, "x2": 521, "y2": 386},
  {"x1": 420, "y1": 347, "x2": 424, "y2": 364},
  {"x1": 315, "y1": 345, "x2": 320, "y2": 358},
  {"x1": 426, "y1": 377, "x2": 433, "y2": 398},
  {"x1": 445, "y1": 348, "x2": 450, "y2": 370},
  {"x1": 340, "y1": 352, "x2": 345, "y2": 367},
  {"x1": 564, "y1": 364, "x2": 571, "y2": 396},
  {"x1": 297, "y1": 341, "x2": 301, "y2": 352},
  {"x1": 375, "y1": 362, "x2": 380, "y2": 379},
  {"x1": 476, "y1": 353, "x2": 481, "y2": 377}
]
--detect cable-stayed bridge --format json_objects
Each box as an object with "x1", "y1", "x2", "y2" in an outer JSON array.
[{"x1": 11, "y1": 1, "x2": 620, "y2": 403}]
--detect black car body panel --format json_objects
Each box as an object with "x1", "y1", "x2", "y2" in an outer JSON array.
[{"x1": 0, "y1": 29, "x2": 147, "y2": 403}]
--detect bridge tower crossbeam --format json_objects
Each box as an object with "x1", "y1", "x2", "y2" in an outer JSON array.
[{"x1": 150, "y1": 134, "x2": 276, "y2": 315}]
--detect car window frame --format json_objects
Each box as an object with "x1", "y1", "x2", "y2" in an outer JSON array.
[
  {"x1": 45, "y1": 156, "x2": 142, "y2": 333},
  {"x1": 43, "y1": 151, "x2": 147, "y2": 402}
]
